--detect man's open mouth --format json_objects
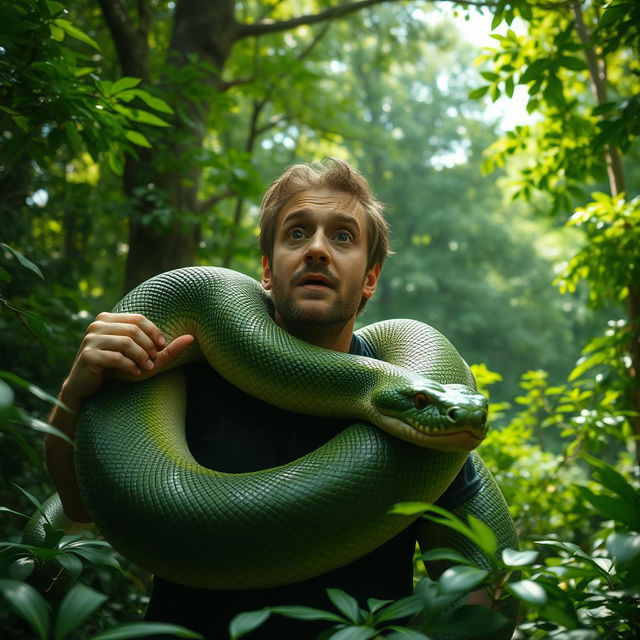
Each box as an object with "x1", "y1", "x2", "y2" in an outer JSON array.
[{"x1": 298, "y1": 274, "x2": 334, "y2": 288}]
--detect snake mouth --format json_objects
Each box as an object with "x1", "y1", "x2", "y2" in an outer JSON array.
[
  {"x1": 377, "y1": 415, "x2": 486, "y2": 451},
  {"x1": 408, "y1": 428, "x2": 486, "y2": 451}
]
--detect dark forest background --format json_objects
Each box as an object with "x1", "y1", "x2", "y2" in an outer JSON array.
[{"x1": 1, "y1": 1, "x2": 638, "y2": 638}]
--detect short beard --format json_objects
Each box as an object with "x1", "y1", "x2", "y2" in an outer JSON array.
[
  {"x1": 274, "y1": 292, "x2": 358, "y2": 328},
  {"x1": 269, "y1": 272, "x2": 365, "y2": 332}
]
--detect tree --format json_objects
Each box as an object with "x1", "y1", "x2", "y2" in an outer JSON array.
[
  {"x1": 86, "y1": 0, "x2": 419, "y2": 290},
  {"x1": 475, "y1": 0, "x2": 640, "y2": 459}
]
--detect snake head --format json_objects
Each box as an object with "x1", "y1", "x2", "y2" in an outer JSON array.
[{"x1": 372, "y1": 380, "x2": 489, "y2": 451}]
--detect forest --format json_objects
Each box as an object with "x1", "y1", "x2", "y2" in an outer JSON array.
[{"x1": 0, "y1": 0, "x2": 638, "y2": 638}]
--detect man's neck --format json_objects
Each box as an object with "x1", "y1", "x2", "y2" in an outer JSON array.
[{"x1": 274, "y1": 312, "x2": 354, "y2": 353}]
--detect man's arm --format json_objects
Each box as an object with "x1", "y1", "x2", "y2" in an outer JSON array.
[{"x1": 45, "y1": 312, "x2": 194, "y2": 522}]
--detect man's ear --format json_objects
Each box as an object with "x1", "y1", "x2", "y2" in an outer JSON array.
[
  {"x1": 362, "y1": 264, "x2": 381, "y2": 300},
  {"x1": 261, "y1": 255, "x2": 272, "y2": 291}
]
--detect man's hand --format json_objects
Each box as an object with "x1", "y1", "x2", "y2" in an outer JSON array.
[
  {"x1": 47, "y1": 312, "x2": 194, "y2": 522},
  {"x1": 61, "y1": 312, "x2": 195, "y2": 410}
]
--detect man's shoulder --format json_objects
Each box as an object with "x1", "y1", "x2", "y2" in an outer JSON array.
[{"x1": 350, "y1": 333, "x2": 376, "y2": 359}]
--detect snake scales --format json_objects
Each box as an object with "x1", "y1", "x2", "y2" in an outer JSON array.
[{"x1": 34, "y1": 267, "x2": 515, "y2": 591}]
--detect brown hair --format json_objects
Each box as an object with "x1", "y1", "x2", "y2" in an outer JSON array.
[{"x1": 259, "y1": 157, "x2": 391, "y2": 271}]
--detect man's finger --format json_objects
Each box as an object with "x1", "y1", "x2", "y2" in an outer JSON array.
[
  {"x1": 93, "y1": 312, "x2": 166, "y2": 349},
  {"x1": 154, "y1": 335, "x2": 196, "y2": 370}
]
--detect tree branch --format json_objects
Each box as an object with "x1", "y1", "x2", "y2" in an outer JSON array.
[
  {"x1": 296, "y1": 18, "x2": 333, "y2": 60},
  {"x1": 217, "y1": 76, "x2": 258, "y2": 92},
  {"x1": 255, "y1": 114, "x2": 289, "y2": 137},
  {"x1": 195, "y1": 188, "x2": 236, "y2": 214},
  {"x1": 233, "y1": 0, "x2": 575, "y2": 41},
  {"x1": 234, "y1": 0, "x2": 402, "y2": 40}
]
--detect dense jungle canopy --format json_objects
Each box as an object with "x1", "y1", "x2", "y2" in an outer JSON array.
[{"x1": 0, "y1": 1, "x2": 639, "y2": 639}]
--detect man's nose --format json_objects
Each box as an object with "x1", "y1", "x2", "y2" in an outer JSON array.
[{"x1": 305, "y1": 232, "x2": 330, "y2": 263}]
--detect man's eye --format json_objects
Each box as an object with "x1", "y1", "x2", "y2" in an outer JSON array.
[
  {"x1": 335, "y1": 231, "x2": 353, "y2": 243},
  {"x1": 289, "y1": 228, "x2": 305, "y2": 240}
]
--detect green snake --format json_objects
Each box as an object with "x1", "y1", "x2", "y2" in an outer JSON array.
[{"x1": 31, "y1": 267, "x2": 516, "y2": 591}]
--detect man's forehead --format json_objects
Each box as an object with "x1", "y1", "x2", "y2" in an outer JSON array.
[{"x1": 279, "y1": 188, "x2": 364, "y2": 220}]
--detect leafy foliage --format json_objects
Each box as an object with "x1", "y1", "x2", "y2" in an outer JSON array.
[
  {"x1": 0, "y1": 264, "x2": 202, "y2": 638},
  {"x1": 0, "y1": 0, "x2": 172, "y2": 175},
  {"x1": 2, "y1": 1, "x2": 639, "y2": 639},
  {"x1": 228, "y1": 452, "x2": 638, "y2": 639}
]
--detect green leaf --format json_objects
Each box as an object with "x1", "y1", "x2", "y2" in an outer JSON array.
[
  {"x1": 539, "y1": 590, "x2": 579, "y2": 629},
  {"x1": 43, "y1": 523, "x2": 65, "y2": 549},
  {"x1": 501, "y1": 548, "x2": 538, "y2": 567},
  {"x1": 107, "y1": 151, "x2": 125, "y2": 176},
  {"x1": 576, "y1": 485, "x2": 639, "y2": 528},
  {"x1": 0, "y1": 506, "x2": 30, "y2": 518},
  {"x1": 468, "y1": 515, "x2": 497, "y2": 556},
  {"x1": 468, "y1": 86, "x2": 490, "y2": 100},
  {"x1": 0, "y1": 579, "x2": 50, "y2": 640},
  {"x1": 327, "y1": 588, "x2": 361, "y2": 623},
  {"x1": 505, "y1": 580, "x2": 547, "y2": 605},
  {"x1": 131, "y1": 91, "x2": 174, "y2": 114},
  {"x1": 12, "y1": 483, "x2": 45, "y2": 515},
  {"x1": 15, "y1": 410, "x2": 74, "y2": 445},
  {"x1": 9, "y1": 557, "x2": 36, "y2": 581},
  {"x1": 544, "y1": 73, "x2": 565, "y2": 107},
  {"x1": 0, "y1": 371, "x2": 62, "y2": 406},
  {"x1": 69, "y1": 546, "x2": 121, "y2": 568},
  {"x1": 269, "y1": 605, "x2": 345, "y2": 622},
  {"x1": 46, "y1": 1, "x2": 66, "y2": 16},
  {"x1": 607, "y1": 532, "x2": 640, "y2": 566},
  {"x1": 110, "y1": 77, "x2": 142, "y2": 95},
  {"x1": 592, "y1": 101, "x2": 618, "y2": 116},
  {"x1": 421, "y1": 548, "x2": 474, "y2": 566},
  {"x1": 559, "y1": 56, "x2": 588, "y2": 71},
  {"x1": 50, "y1": 23, "x2": 64, "y2": 41},
  {"x1": 56, "y1": 553, "x2": 84, "y2": 581},
  {"x1": 64, "y1": 121, "x2": 83, "y2": 153},
  {"x1": 375, "y1": 595, "x2": 422, "y2": 623},
  {"x1": 53, "y1": 19, "x2": 100, "y2": 50},
  {"x1": 520, "y1": 58, "x2": 550, "y2": 84},
  {"x1": 366, "y1": 597, "x2": 392, "y2": 613},
  {"x1": 583, "y1": 454, "x2": 638, "y2": 503},
  {"x1": 229, "y1": 610, "x2": 270, "y2": 639},
  {"x1": 0, "y1": 379, "x2": 14, "y2": 410},
  {"x1": 126, "y1": 130, "x2": 152, "y2": 148},
  {"x1": 0, "y1": 243, "x2": 44, "y2": 279},
  {"x1": 505, "y1": 76, "x2": 514, "y2": 98},
  {"x1": 329, "y1": 627, "x2": 378, "y2": 640},
  {"x1": 21, "y1": 309, "x2": 53, "y2": 344},
  {"x1": 114, "y1": 105, "x2": 169, "y2": 127},
  {"x1": 90, "y1": 621, "x2": 203, "y2": 639},
  {"x1": 390, "y1": 502, "x2": 431, "y2": 516},
  {"x1": 480, "y1": 72, "x2": 499, "y2": 82},
  {"x1": 55, "y1": 584, "x2": 108, "y2": 640},
  {"x1": 438, "y1": 566, "x2": 488, "y2": 594}
]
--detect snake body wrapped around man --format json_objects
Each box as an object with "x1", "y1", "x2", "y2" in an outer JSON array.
[{"x1": 31, "y1": 266, "x2": 517, "y2": 592}]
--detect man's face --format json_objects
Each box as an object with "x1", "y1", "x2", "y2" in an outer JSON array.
[{"x1": 262, "y1": 188, "x2": 380, "y2": 333}]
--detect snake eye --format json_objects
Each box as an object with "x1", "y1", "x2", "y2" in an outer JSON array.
[{"x1": 414, "y1": 393, "x2": 432, "y2": 410}]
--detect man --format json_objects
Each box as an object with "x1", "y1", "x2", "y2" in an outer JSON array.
[{"x1": 46, "y1": 158, "x2": 487, "y2": 638}]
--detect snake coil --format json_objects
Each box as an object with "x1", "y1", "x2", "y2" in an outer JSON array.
[{"x1": 46, "y1": 267, "x2": 492, "y2": 589}]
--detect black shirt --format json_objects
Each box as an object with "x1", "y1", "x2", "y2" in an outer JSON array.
[{"x1": 145, "y1": 334, "x2": 480, "y2": 639}]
